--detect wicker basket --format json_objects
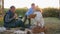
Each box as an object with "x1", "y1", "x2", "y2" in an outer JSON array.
[{"x1": 32, "y1": 26, "x2": 46, "y2": 33}]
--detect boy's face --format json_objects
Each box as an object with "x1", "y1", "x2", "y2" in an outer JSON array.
[{"x1": 32, "y1": 5, "x2": 35, "y2": 9}]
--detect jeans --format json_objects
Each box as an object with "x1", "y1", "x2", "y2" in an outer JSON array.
[
  {"x1": 24, "y1": 15, "x2": 31, "y2": 26},
  {"x1": 4, "y1": 19, "x2": 25, "y2": 28}
]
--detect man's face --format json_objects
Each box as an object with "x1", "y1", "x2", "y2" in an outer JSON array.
[{"x1": 11, "y1": 7, "x2": 16, "y2": 13}]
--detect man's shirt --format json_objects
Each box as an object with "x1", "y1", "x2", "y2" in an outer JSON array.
[{"x1": 4, "y1": 10, "x2": 15, "y2": 23}]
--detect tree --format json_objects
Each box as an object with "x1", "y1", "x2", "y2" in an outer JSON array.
[
  {"x1": 59, "y1": 9, "x2": 60, "y2": 19},
  {"x1": 0, "y1": 5, "x2": 1, "y2": 15},
  {"x1": 0, "y1": 0, "x2": 4, "y2": 16},
  {"x1": 42, "y1": 8, "x2": 59, "y2": 17},
  {"x1": 2, "y1": 0, "x2": 4, "y2": 16}
]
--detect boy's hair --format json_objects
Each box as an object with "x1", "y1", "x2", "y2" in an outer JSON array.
[{"x1": 31, "y1": 3, "x2": 35, "y2": 6}]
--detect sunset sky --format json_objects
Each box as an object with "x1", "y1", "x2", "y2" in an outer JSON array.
[{"x1": 4, "y1": 0, "x2": 59, "y2": 8}]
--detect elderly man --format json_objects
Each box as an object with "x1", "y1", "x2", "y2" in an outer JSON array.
[{"x1": 4, "y1": 6, "x2": 25, "y2": 28}]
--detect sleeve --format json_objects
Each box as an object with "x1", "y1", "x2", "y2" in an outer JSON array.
[
  {"x1": 5, "y1": 14, "x2": 14, "y2": 22},
  {"x1": 27, "y1": 9, "x2": 34, "y2": 16}
]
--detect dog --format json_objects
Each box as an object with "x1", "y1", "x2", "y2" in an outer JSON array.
[{"x1": 29, "y1": 10, "x2": 45, "y2": 34}]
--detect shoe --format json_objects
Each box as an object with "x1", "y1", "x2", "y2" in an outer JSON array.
[
  {"x1": 25, "y1": 24, "x2": 31, "y2": 28},
  {"x1": 6, "y1": 28, "x2": 11, "y2": 30},
  {"x1": 27, "y1": 31, "x2": 31, "y2": 34},
  {"x1": 20, "y1": 28, "x2": 25, "y2": 31}
]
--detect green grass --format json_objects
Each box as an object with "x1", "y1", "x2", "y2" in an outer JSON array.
[
  {"x1": 44, "y1": 17, "x2": 60, "y2": 34},
  {"x1": 0, "y1": 21, "x2": 4, "y2": 27},
  {"x1": 0, "y1": 17, "x2": 60, "y2": 34},
  {"x1": 0, "y1": 17, "x2": 4, "y2": 27}
]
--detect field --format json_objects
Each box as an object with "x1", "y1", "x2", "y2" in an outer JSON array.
[
  {"x1": 0, "y1": 17, "x2": 60, "y2": 34},
  {"x1": 44, "y1": 17, "x2": 60, "y2": 34}
]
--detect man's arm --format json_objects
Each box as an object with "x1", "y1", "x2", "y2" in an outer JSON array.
[{"x1": 5, "y1": 14, "x2": 15, "y2": 22}]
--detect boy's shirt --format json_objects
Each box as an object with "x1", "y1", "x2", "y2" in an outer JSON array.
[{"x1": 25, "y1": 8, "x2": 34, "y2": 16}]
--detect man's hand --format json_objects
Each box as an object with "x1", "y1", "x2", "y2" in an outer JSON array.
[{"x1": 13, "y1": 13, "x2": 18, "y2": 19}]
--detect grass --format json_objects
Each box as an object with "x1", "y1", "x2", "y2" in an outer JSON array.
[
  {"x1": 0, "y1": 17, "x2": 60, "y2": 34},
  {"x1": 0, "y1": 16, "x2": 4, "y2": 27},
  {"x1": 44, "y1": 17, "x2": 60, "y2": 34}
]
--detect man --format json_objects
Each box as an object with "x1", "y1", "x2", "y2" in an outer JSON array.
[
  {"x1": 24, "y1": 3, "x2": 35, "y2": 27},
  {"x1": 4, "y1": 6, "x2": 25, "y2": 28}
]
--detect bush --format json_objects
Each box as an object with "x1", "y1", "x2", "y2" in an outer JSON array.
[
  {"x1": 42, "y1": 8, "x2": 59, "y2": 17},
  {"x1": 4, "y1": 8, "x2": 28, "y2": 17},
  {"x1": 4, "y1": 8, "x2": 59, "y2": 17},
  {"x1": 16, "y1": 8, "x2": 28, "y2": 16}
]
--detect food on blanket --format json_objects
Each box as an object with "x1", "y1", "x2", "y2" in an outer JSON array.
[{"x1": 0, "y1": 27, "x2": 6, "y2": 32}]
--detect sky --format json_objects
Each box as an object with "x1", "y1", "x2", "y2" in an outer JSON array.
[{"x1": 4, "y1": 0, "x2": 59, "y2": 8}]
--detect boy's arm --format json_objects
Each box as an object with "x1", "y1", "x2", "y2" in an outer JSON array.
[{"x1": 27, "y1": 9, "x2": 34, "y2": 16}]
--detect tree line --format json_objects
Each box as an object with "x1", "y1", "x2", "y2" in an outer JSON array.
[{"x1": 3, "y1": 8, "x2": 59, "y2": 18}]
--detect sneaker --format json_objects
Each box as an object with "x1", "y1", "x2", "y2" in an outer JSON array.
[
  {"x1": 20, "y1": 28, "x2": 25, "y2": 31},
  {"x1": 27, "y1": 31, "x2": 31, "y2": 34},
  {"x1": 25, "y1": 24, "x2": 31, "y2": 29}
]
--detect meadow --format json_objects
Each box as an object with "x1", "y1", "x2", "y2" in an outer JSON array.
[
  {"x1": 0, "y1": 17, "x2": 60, "y2": 34},
  {"x1": 44, "y1": 17, "x2": 60, "y2": 34}
]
